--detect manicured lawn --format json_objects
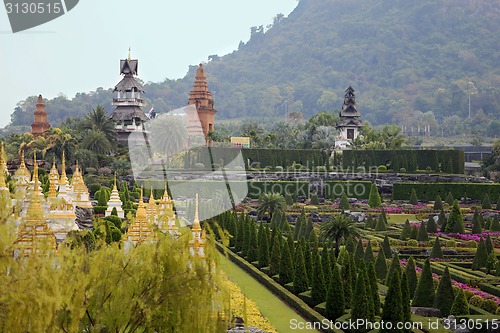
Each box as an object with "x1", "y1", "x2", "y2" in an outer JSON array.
[
  {"x1": 387, "y1": 214, "x2": 417, "y2": 224},
  {"x1": 219, "y1": 253, "x2": 320, "y2": 333}
]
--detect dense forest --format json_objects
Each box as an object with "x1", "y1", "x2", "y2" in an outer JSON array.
[{"x1": 7, "y1": 0, "x2": 500, "y2": 137}]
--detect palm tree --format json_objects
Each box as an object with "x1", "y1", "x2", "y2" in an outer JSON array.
[
  {"x1": 256, "y1": 192, "x2": 286, "y2": 221},
  {"x1": 320, "y1": 214, "x2": 360, "y2": 256},
  {"x1": 82, "y1": 105, "x2": 116, "y2": 144},
  {"x1": 81, "y1": 130, "x2": 112, "y2": 155},
  {"x1": 147, "y1": 114, "x2": 188, "y2": 165}
]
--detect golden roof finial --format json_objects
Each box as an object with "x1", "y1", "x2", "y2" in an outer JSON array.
[
  {"x1": 113, "y1": 173, "x2": 117, "y2": 191},
  {"x1": 32, "y1": 150, "x2": 40, "y2": 195},
  {"x1": 149, "y1": 186, "x2": 155, "y2": 201},
  {"x1": 128, "y1": 47, "x2": 131, "y2": 61},
  {"x1": 0, "y1": 146, "x2": 6, "y2": 188},
  {"x1": 139, "y1": 186, "x2": 144, "y2": 204},
  {"x1": 192, "y1": 193, "x2": 201, "y2": 232},
  {"x1": 60, "y1": 151, "x2": 68, "y2": 185},
  {"x1": 14, "y1": 149, "x2": 31, "y2": 178}
]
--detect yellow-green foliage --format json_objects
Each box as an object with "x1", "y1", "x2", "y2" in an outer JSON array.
[{"x1": 0, "y1": 220, "x2": 231, "y2": 332}]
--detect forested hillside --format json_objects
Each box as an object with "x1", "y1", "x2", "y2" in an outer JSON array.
[{"x1": 8, "y1": 0, "x2": 500, "y2": 135}]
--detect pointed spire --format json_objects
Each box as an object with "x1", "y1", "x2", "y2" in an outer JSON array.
[
  {"x1": 0, "y1": 148, "x2": 6, "y2": 188},
  {"x1": 59, "y1": 151, "x2": 68, "y2": 186},
  {"x1": 48, "y1": 157, "x2": 59, "y2": 198},
  {"x1": 139, "y1": 186, "x2": 144, "y2": 205},
  {"x1": 113, "y1": 173, "x2": 117, "y2": 191},
  {"x1": 0, "y1": 142, "x2": 6, "y2": 173},
  {"x1": 128, "y1": 47, "x2": 131, "y2": 61},
  {"x1": 32, "y1": 150, "x2": 39, "y2": 189},
  {"x1": 192, "y1": 193, "x2": 202, "y2": 232}
]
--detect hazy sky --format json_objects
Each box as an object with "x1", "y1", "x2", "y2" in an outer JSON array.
[{"x1": 0, "y1": 0, "x2": 298, "y2": 128}]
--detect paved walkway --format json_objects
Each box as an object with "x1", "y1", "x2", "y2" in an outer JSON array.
[{"x1": 219, "y1": 253, "x2": 321, "y2": 333}]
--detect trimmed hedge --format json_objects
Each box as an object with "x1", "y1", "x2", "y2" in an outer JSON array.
[
  {"x1": 393, "y1": 183, "x2": 500, "y2": 201},
  {"x1": 216, "y1": 243, "x2": 340, "y2": 333},
  {"x1": 342, "y1": 149, "x2": 464, "y2": 174},
  {"x1": 187, "y1": 147, "x2": 326, "y2": 169},
  {"x1": 136, "y1": 180, "x2": 309, "y2": 199},
  {"x1": 324, "y1": 181, "x2": 372, "y2": 199}
]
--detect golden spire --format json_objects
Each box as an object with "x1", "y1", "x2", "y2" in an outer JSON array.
[
  {"x1": 32, "y1": 150, "x2": 39, "y2": 188},
  {"x1": 26, "y1": 150, "x2": 43, "y2": 220},
  {"x1": 107, "y1": 173, "x2": 122, "y2": 203},
  {"x1": 0, "y1": 150, "x2": 6, "y2": 189},
  {"x1": 136, "y1": 187, "x2": 146, "y2": 219},
  {"x1": 59, "y1": 151, "x2": 68, "y2": 186},
  {"x1": 128, "y1": 47, "x2": 131, "y2": 61},
  {"x1": 14, "y1": 150, "x2": 31, "y2": 178},
  {"x1": 0, "y1": 142, "x2": 6, "y2": 173},
  {"x1": 113, "y1": 173, "x2": 117, "y2": 191},
  {"x1": 192, "y1": 193, "x2": 201, "y2": 232},
  {"x1": 48, "y1": 157, "x2": 59, "y2": 198}
]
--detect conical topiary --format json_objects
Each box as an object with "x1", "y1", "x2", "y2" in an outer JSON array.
[
  {"x1": 409, "y1": 188, "x2": 418, "y2": 205},
  {"x1": 410, "y1": 225, "x2": 418, "y2": 239},
  {"x1": 426, "y1": 216, "x2": 438, "y2": 233},
  {"x1": 382, "y1": 235, "x2": 393, "y2": 259},
  {"x1": 416, "y1": 221, "x2": 429, "y2": 242},
  {"x1": 482, "y1": 193, "x2": 492, "y2": 210},
  {"x1": 342, "y1": 252, "x2": 353, "y2": 308},
  {"x1": 364, "y1": 241, "x2": 375, "y2": 265},
  {"x1": 375, "y1": 214, "x2": 387, "y2": 231},
  {"x1": 405, "y1": 256, "x2": 418, "y2": 299},
  {"x1": 368, "y1": 183, "x2": 382, "y2": 208},
  {"x1": 472, "y1": 238, "x2": 488, "y2": 270},
  {"x1": 368, "y1": 262, "x2": 381, "y2": 317},
  {"x1": 471, "y1": 209, "x2": 483, "y2": 234},
  {"x1": 269, "y1": 232, "x2": 281, "y2": 277},
  {"x1": 258, "y1": 224, "x2": 270, "y2": 268},
  {"x1": 491, "y1": 216, "x2": 500, "y2": 232},
  {"x1": 445, "y1": 192, "x2": 454, "y2": 206},
  {"x1": 437, "y1": 208, "x2": 447, "y2": 229},
  {"x1": 311, "y1": 252, "x2": 327, "y2": 304},
  {"x1": 345, "y1": 237, "x2": 356, "y2": 255},
  {"x1": 279, "y1": 239, "x2": 294, "y2": 285},
  {"x1": 434, "y1": 195, "x2": 443, "y2": 211},
  {"x1": 375, "y1": 250, "x2": 388, "y2": 281},
  {"x1": 445, "y1": 200, "x2": 465, "y2": 234},
  {"x1": 321, "y1": 247, "x2": 332, "y2": 286},
  {"x1": 430, "y1": 237, "x2": 444, "y2": 259},
  {"x1": 486, "y1": 235, "x2": 494, "y2": 254},
  {"x1": 380, "y1": 270, "x2": 403, "y2": 333},
  {"x1": 434, "y1": 267, "x2": 455, "y2": 316},
  {"x1": 325, "y1": 263, "x2": 345, "y2": 320},
  {"x1": 350, "y1": 265, "x2": 370, "y2": 328},
  {"x1": 293, "y1": 242, "x2": 309, "y2": 294},
  {"x1": 354, "y1": 239, "x2": 364, "y2": 268},
  {"x1": 412, "y1": 259, "x2": 435, "y2": 307},
  {"x1": 450, "y1": 289, "x2": 469, "y2": 316},
  {"x1": 401, "y1": 272, "x2": 412, "y2": 325},
  {"x1": 385, "y1": 253, "x2": 401, "y2": 286},
  {"x1": 339, "y1": 192, "x2": 350, "y2": 211},
  {"x1": 400, "y1": 219, "x2": 411, "y2": 240}
]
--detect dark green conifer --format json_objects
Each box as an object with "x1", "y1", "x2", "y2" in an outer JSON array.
[
  {"x1": 368, "y1": 262, "x2": 381, "y2": 316},
  {"x1": 401, "y1": 272, "x2": 412, "y2": 327},
  {"x1": 361, "y1": 261, "x2": 375, "y2": 322},
  {"x1": 491, "y1": 215, "x2": 500, "y2": 232},
  {"x1": 416, "y1": 221, "x2": 429, "y2": 242},
  {"x1": 445, "y1": 192, "x2": 454, "y2": 206},
  {"x1": 284, "y1": 193, "x2": 293, "y2": 205},
  {"x1": 385, "y1": 253, "x2": 402, "y2": 286},
  {"x1": 354, "y1": 238, "x2": 364, "y2": 268},
  {"x1": 293, "y1": 242, "x2": 309, "y2": 294},
  {"x1": 321, "y1": 247, "x2": 332, "y2": 286},
  {"x1": 345, "y1": 236, "x2": 356, "y2": 255},
  {"x1": 412, "y1": 259, "x2": 435, "y2": 307},
  {"x1": 434, "y1": 195, "x2": 443, "y2": 211},
  {"x1": 302, "y1": 238, "x2": 314, "y2": 284},
  {"x1": 450, "y1": 289, "x2": 469, "y2": 316},
  {"x1": 246, "y1": 222, "x2": 259, "y2": 263},
  {"x1": 405, "y1": 256, "x2": 418, "y2": 299},
  {"x1": 430, "y1": 237, "x2": 444, "y2": 259},
  {"x1": 409, "y1": 188, "x2": 418, "y2": 205},
  {"x1": 486, "y1": 235, "x2": 494, "y2": 254},
  {"x1": 482, "y1": 193, "x2": 492, "y2": 209},
  {"x1": 341, "y1": 252, "x2": 353, "y2": 307},
  {"x1": 434, "y1": 267, "x2": 455, "y2": 316},
  {"x1": 445, "y1": 200, "x2": 465, "y2": 234},
  {"x1": 366, "y1": 215, "x2": 374, "y2": 229},
  {"x1": 375, "y1": 214, "x2": 387, "y2": 231},
  {"x1": 471, "y1": 209, "x2": 483, "y2": 234},
  {"x1": 400, "y1": 219, "x2": 411, "y2": 240},
  {"x1": 293, "y1": 208, "x2": 305, "y2": 240},
  {"x1": 279, "y1": 239, "x2": 294, "y2": 285},
  {"x1": 311, "y1": 252, "x2": 327, "y2": 304},
  {"x1": 382, "y1": 235, "x2": 393, "y2": 259},
  {"x1": 350, "y1": 265, "x2": 370, "y2": 329},
  {"x1": 472, "y1": 238, "x2": 488, "y2": 270},
  {"x1": 364, "y1": 241, "x2": 375, "y2": 265},
  {"x1": 410, "y1": 225, "x2": 418, "y2": 239},
  {"x1": 325, "y1": 264, "x2": 345, "y2": 320},
  {"x1": 375, "y1": 250, "x2": 388, "y2": 281},
  {"x1": 437, "y1": 208, "x2": 447, "y2": 230},
  {"x1": 381, "y1": 270, "x2": 403, "y2": 333},
  {"x1": 310, "y1": 192, "x2": 320, "y2": 205},
  {"x1": 427, "y1": 216, "x2": 438, "y2": 233},
  {"x1": 368, "y1": 183, "x2": 382, "y2": 208},
  {"x1": 269, "y1": 231, "x2": 281, "y2": 276},
  {"x1": 340, "y1": 192, "x2": 350, "y2": 210}
]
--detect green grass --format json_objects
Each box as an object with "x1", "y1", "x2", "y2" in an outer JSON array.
[
  {"x1": 219, "y1": 253, "x2": 320, "y2": 333},
  {"x1": 387, "y1": 214, "x2": 417, "y2": 224}
]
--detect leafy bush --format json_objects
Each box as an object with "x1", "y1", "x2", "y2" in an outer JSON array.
[
  {"x1": 407, "y1": 239, "x2": 418, "y2": 247},
  {"x1": 468, "y1": 295, "x2": 484, "y2": 307},
  {"x1": 480, "y1": 299, "x2": 498, "y2": 314},
  {"x1": 378, "y1": 165, "x2": 387, "y2": 171},
  {"x1": 466, "y1": 240, "x2": 478, "y2": 248},
  {"x1": 98, "y1": 167, "x2": 112, "y2": 175}
]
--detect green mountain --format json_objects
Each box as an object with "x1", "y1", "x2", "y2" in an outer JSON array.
[{"x1": 8, "y1": 0, "x2": 500, "y2": 129}]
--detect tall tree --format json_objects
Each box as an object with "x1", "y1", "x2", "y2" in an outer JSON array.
[
  {"x1": 412, "y1": 259, "x2": 435, "y2": 307},
  {"x1": 381, "y1": 270, "x2": 404, "y2": 333},
  {"x1": 320, "y1": 214, "x2": 360, "y2": 256},
  {"x1": 256, "y1": 192, "x2": 286, "y2": 221},
  {"x1": 368, "y1": 183, "x2": 382, "y2": 208},
  {"x1": 325, "y1": 264, "x2": 345, "y2": 320},
  {"x1": 293, "y1": 242, "x2": 309, "y2": 294},
  {"x1": 445, "y1": 200, "x2": 465, "y2": 234},
  {"x1": 311, "y1": 252, "x2": 327, "y2": 304},
  {"x1": 434, "y1": 267, "x2": 455, "y2": 316}
]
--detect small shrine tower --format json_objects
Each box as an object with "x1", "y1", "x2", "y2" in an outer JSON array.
[
  {"x1": 189, "y1": 194, "x2": 205, "y2": 258},
  {"x1": 105, "y1": 174, "x2": 124, "y2": 218},
  {"x1": 335, "y1": 86, "x2": 362, "y2": 148},
  {"x1": 110, "y1": 52, "x2": 148, "y2": 141},
  {"x1": 186, "y1": 64, "x2": 217, "y2": 145},
  {"x1": 31, "y1": 95, "x2": 51, "y2": 137}
]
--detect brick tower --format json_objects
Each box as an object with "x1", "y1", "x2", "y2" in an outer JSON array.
[
  {"x1": 31, "y1": 95, "x2": 51, "y2": 137},
  {"x1": 186, "y1": 64, "x2": 216, "y2": 146}
]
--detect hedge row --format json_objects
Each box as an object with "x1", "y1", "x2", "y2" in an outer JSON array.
[
  {"x1": 137, "y1": 180, "x2": 309, "y2": 199},
  {"x1": 393, "y1": 183, "x2": 500, "y2": 201},
  {"x1": 216, "y1": 243, "x2": 339, "y2": 333},
  {"x1": 342, "y1": 150, "x2": 465, "y2": 174},
  {"x1": 187, "y1": 147, "x2": 326, "y2": 169},
  {"x1": 324, "y1": 181, "x2": 372, "y2": 199}
]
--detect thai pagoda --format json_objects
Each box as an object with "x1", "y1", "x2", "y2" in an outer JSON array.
[
  {"x1": 110, "y1": 53, "x2": 148, "y2": 142},
  {"x1": 186, "y1": 64, "x2": 217, "y2": 146},
  {"x1": 31, "y1": 95, "x2": 51, "y2": 137},
  {"x1": 335, "y1": 86, "x2": 362, "y2": 149}
]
